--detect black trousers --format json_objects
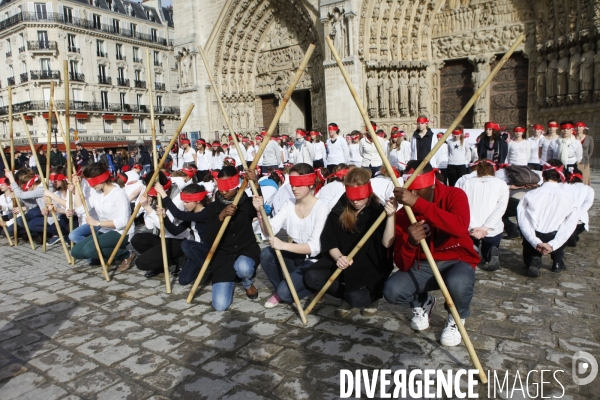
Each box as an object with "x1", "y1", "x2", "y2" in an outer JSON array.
[
  {"x1": 566, "y1": 223, "x2": 586, "y2": 247},
  {"x1": 522, "y1": 230, "x2": 566, "y2": 266},
  {"x1": 437, "y1": 168, "x2": 448, "y2": 185},
  {"x1": 304, "y1": 268, "x2": 373, "y2": 309},
  {"x1": 313, "y1": 159, "x2": 324, "y2": 169},
  {"x1": 471, "y1": 233, "x2": 502, "y2": 262},
  {"x1": 528, "y1": 163, "x2": 542, "y2": 171},
  {"x1": 447, "y1": 164, "x2": 469, "y2": 187},
  {"x1": 502, "y1": 197, "x2": 521, "y2": 235},
  {"x1": 131, "y1": 232, "x2": 184, "y2": 272}
]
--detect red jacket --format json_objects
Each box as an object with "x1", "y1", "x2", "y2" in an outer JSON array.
[{"x1": 394, "y1": 180, "x2": 480, "y2": 272}]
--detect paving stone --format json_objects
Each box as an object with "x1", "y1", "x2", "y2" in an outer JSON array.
[
  {"x1": 480, "y1": 323, "x2": 519, "y2": 339},
  {"x1": 124, "y1": 328, "x2": 157, "y2": 342},
  {"x1": 308, "y1": 337, "x2": 353, "y2": 357},
  {"x1": 143, "y1": 364, "x2": 195, "y2": 391},
  {"x1": 238, "y1": 341, "x2": 282, "y2": 362},
  {"x1": 272, "y1": 328, "x2": 314, "y2": 347},
  {"x1": 232, "y1": 365, "x2": 284, "y2": 391},
  {"x1": 305, "y1": 359, "x2": 351, "y2": 386},
  {"x1": 164, "y1": 318, "x2": 202, "y2": 334},
  {"x1": 67, "y1": 369, "x2": 120, "y2": 396},
  {"x1": 498, "y1": 340, "x2": 541, "y2": 361},
  {"x1": 204, "y1": 330, "x2": 252, "y2": 351},
  {"x1": 56, "y1": 332, "x2": 98, "y2": 347},
  {"x1": 0, "y1": 331, "x2": 43, "y2": 351},
  {"x1": 173, "y1": 376, "x2": 234, "y2": 399},
  {"x1": 0, "y1": 360, "x2": 28, "y2": 381},
  {"x1": 181, "y1": 304, "x2": 212, "y2": 317},
  {"x1": 201, "y1": 356, "x2": 248, "y2": 377},
  {"x1": 11, "y1": 340, "x2": 57, "y2": 360},
  {"x1": 16, "y1": 383, "x2": 68, "y2": 400},
  {"x1": 185, "y1": 324, "x2": 220, "y2": 342},
  {"x1": 140, "y1": 311, "x2": 179, "y2": 328},
  {"x1": 76, "y1": 337, "x2": 139, "y2": 366},
  {"x1": 168, "y1": 343, "x2": 217, "y2": 366},
  {"x1": 339, "y1": 343, "x2": 394, "y2": 367},
  {"x1": 220, "y1": 390, "x2": 267, "y2": 400},
  {"x1": 116, "y1": 352, "x2": 169, "y2": 377},
  {"x1": 0, "y1": 371, "x2": 45, "y2": 400},
  {"x1": 141, "y1": 334, "x2": 183, "y2": 353},
  {"x1": 273, "y1": 377, "x2": 313, "y2": 399}
]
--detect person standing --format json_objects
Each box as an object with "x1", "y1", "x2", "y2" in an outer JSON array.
[
  {"x1": 506, "y1": 126, "x2": 530, "y2": 166},
  {"x1": 574, "y1": 121, "x2": 594, "y2": 185},
  {"x1": 310, "y1": 131, "x2": 327, "y2": 169},
  {"x1": 527, "y1": 124, "x2": 544, "y2": 170},
  {"x1": 410, "y1": 116, "x2": 439, "y2": 167},
  {"x1": 446, "y1": 128, "x2": 471, "y2": 186},
  {"x1": 262, "y1": 133, "x2": 283, "y2": 170},
  {"x1": 359, "y1": 129, "x2": 385, "y2": 176},
  {"x1": 538, "y1": 120, "x2": 560, "y2": 165},
  {"x1": 476, "y1": 122, "x2": 508, "y2": 166},
  {"x1": 558, "y1": 121, "x2": 583, "y2": 174},
  {"x1": 290, "y1": 129, "x2": 315, "y2": 165},
  {"x1": 50, "y1": 145, "x2": 66, "y2": 167},
  {"x1": 326, "y1": 123, "x2": 350, "y2": 169},
  {"x1": 138, "y1": 145, "x2": 152, "y2": 176}
]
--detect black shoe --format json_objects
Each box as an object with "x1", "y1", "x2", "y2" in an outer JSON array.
[
  {"x1": 88, "y1": 259, "x2": 101, "y2": 266},
  {"x1": 144, "y1": 270, "x2": 163, "y2": 278},
  {"x1": 487, "y1": 247, "x2": 500, "y2": 271},
  {"x1": 527, "y1": 257, "x2": 542, "y2": 278},
  {"x1": 551, "y1": 261, "x2": 567, "y2": 273},
  {"x1": 504, "y1": 229, "x2": 521, "y2": 240}
]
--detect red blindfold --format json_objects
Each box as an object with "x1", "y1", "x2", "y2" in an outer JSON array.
[
  {"x1": 148, "y1": 179, "x2": 172, "y2": 197},
  {"x1": 345, "y1": 182, "x2": 373, "y2": 201},
  {"x1": 180, "y1": 191, "x2": 208, "y2": 202},
  {"x1": 86, "y1": 171, "x2": 111, "y2": 187},
  {"x1": 404, "y1": 169, "x2": 437, "y2": 190},
  {"x1": 289, "y1": 173, "x2": 316, "y2": 187},
  {"x1": 217, "y1": 174, "x2": 240, "y2": 191}
]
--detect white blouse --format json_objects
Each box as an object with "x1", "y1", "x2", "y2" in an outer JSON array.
[
  {"x1": 315, "y1": 180, "x2": 345, "y2": 212},
  {"x1": 457, "y1": 176, "x2": 509, "y2": 237},
  {"x1": 447, "y1": 138, "x2": 471, "y2": 165},
  {"x1": 527, "y1": 136, "x2": 541, "y2": 164},
  {"x1": 77, "y1": 184, "x2": 133, "y2": 236},
  {"x1": 143, "y1": 193, "x2": 190, "y2": 240},
  {"x1": 326, "y1": 137, "x2": 349, "y2": 165},
  {"x1": 506, "y1": 140, "x2": 531, "y2": 166}
]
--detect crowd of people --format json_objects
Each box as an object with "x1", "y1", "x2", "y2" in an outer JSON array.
[{"x1": 0, "y1": 116, "x2": 595, "y2": 348}]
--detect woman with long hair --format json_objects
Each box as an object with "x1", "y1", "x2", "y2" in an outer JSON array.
[
  {"x1": 195, "y1": 139, "x2": 212, "y2": 179},
  {"x1": 179, "y1": 138, "x2": 197, "y2": 167},
  {"x1": 348, "y1": 131, "x2": 362, "y2": 167},
  {"x1": 527, "y1": 124, "x2": 544, "y2": 171},
  {"x1": 210, "y1": 143, "x2": 226, "y2": 172},
  {"x1": 446, "y1": 127, "x2": 471, "y2": 186},
  {"x1": 506, "y1": 126, "x2": 530, "y2": 166},
  {"x1": 310, "y1": 131, "x2": 327, "y2": 169},
  {"x1": 476, "y1": 121, "x2": 508, "y2": 165},
  {"x1": 388, "y1": 128, "x2": 411, "y2": 171},
  {"x1": 254, "y1": 163, "x2": 330, "y2": 308},
  {"x1": 304, "y1": 167, "x2": 397, "y2": 317}
]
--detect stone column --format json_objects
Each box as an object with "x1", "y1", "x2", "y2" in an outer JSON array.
[
  {"x1": 429, "y1": 61, "x2": 444, "y2": 128},
  {"x1": 468, "y1": 53, "x2": 496, "y2": 129}
]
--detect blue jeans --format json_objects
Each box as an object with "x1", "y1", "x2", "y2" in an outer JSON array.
[
  {"x1": 69, "y1": 224, "x2": 101, "y2": 243},
  {"x1": 141, "y1": 164, "x2": 151, "y2": 176},
  {"x1": 471, "y1": 233, "x2": 502, "y2": 262},
  {"x1": 383, "y1": 260, "x2": 475, "y2": 319},
  {"x1": 259, "y1": 247, "x2": 312, "y2": 303},
  {"x1": 180, "y1": 240, "x2": 210, "y2": 286},
  {"x1": 6, "y1": 207, "x2": 41, "y2": 237},
  {"x1": 212, "y1": 255, "x2": 256, "y2": 311}
]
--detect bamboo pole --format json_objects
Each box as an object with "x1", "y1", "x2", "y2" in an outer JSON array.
[
  {"x1": 21, "y1": 115, "x2": 73, "y2": 264},
  {"x1": 0, "y1": 140, "x2": 35, "y2": 249},
  {"x1": 64, "y1": 60, "x2": 74, "y2": 253},
  {"x1": 51, "y1": 101, "x2": 110, "y2": 281},
  {"x1": 146, "y1": 49, "x2": 171, "y2": 293},
  {"x1": 106, "y1": 104, "x2": 195, "y2": 267},
  {"x1": 8, "y1": 87, "x2": 17, "y2": 245},
  {"x1": 198, "y1": 44, "x2": 309, "y2": 323},
  {"x1": 186, "y1": 43, "x2": 316, "y2": 304},
  {"x1": 42, "y1": 82, "x2": 54, "y2": 252}
]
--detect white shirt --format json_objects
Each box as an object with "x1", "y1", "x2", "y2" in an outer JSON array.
[
  {"x1": 447, "y1": 137, "x2": 471, "y2": 165},
  {"x1": 267, "y1": 199, "x2": 329, "y2": 257},
  {"x1": 326, "y1": 136, "x2": 350, "y2": 165},
  {"x1": 170, "y1": 151, "x2": 184, "y2": 171},
  {"x1": 348, "y1": 143, "x2": 362, "y2": 167},
  {"x1": 539, "y1": 136, "x2": 560, "y2": 164},
  {"x1": 271, "y1": 182, "x2": 294, "y2": 215},
  {"x1": 560, "y1": 182, "x2": 594, "y2": 231},
  {"x1": 229, "y1": 145, "x2": 247, "y2": 167},
  {"x1": 436, "y1": 141, "x2": 448, "y2": 169},
  {"x1": 196, "y1": 151, "x2": 211, "y2": 170},
  {"x1": 290, "y1": 141, "x2": 314, "y2": 165},
  {"x1": 558, "y1": 136, "x2": 583, "y2": 165},
  {"x1": 77, "y1": 184, "x2": 133, "y2": 236},
  {"x1": 246, "y1": 145, "x2": 256, "y2": 162},
  {"x1": 506, "y1": 139, "x2": 531, "y2": 166},
  {"x1": 0, "y1": 193, "x2": 13, "y2": 218},
  {"x1": 457, "y1": 175, "x2": 509, "y2": 237},
  {"x1": 210, "y1": 152, "x2": 225, "y2": 170},
  {"x1": 517, "y1": 181, "x2": 580, "y2": 249},
  {"x1": 359, "y1": 137, "x2": 385, "y2": 167},
  {"x1": 262, "y1": 140, "x2": 281, "y2": 166},
  {"x1": 527, "y1": 136, "x2": 541, "y2": 164},
  {"x1": 180, "y1": 148, "x2": 195, "y2": 163},
  {"x1": 371, "y1": 175, "x2": 402, "y2": 206},
  {"x1": 313, "y1": 141, "x2": 326, "y2": 164},
  {"x1": 388, "y1": 141, "x2": 411, "y2": 170},
  {"x1": 315, "y1": 180, "x2": 345, "y2": 212},
  {"x1": 410, "y1": 131, "x2": 439, "y2": 168}
]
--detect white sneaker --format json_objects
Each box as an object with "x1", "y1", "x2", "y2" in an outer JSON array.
[
  {"x1": 410, "y1": 293, "x2": 436, "y2": 331},
  {"x1": 440, "y1": 314, "x2": 465, "y2": 347}
]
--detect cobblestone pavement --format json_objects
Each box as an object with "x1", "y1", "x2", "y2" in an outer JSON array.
[{"x1": 0, "y1": 176, "x2": 599, "y2": 400}]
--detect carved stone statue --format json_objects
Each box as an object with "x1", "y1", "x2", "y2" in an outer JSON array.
[
  {"x1": 366, "y1": 71, "x2": 378, "y2": 117},
  {"x1": 545, "y1": 53, "x2": 558, "y2": 102},
  {"x1": 418, "y1": 71, "x2": 429, "y2": 114},
  {"x1": 179, "y1": 48, "x2": 193, "y2": 88},
  {"x1": 580, "y1": 43, "x2": 595, "y2": 92},
  {"x1": 231, "y1": 106, "x2": 240, "y2": 130},
  {"x1": 568, "y1": 46, "x2": 581, "y2": 96},
  {"x1": 408, "y1": 71, "x2": 419, "y2": 117},
  {"x1": 399, "y1": 70, "x2": 409, "y2": 117},
  {"x1": 536, "y1": 56, "x2": 547, "y2": 106},
  {"x1": 472, "y1": 61, "x2": 488, "y2": 112},
  {"x1": 389, "y1": 71, "x2": 399, "y2": 116},
  {"x1": 378, "y1": 71, "x2": 389, "y2": 117},
  {"x1": 329, "y1": 8, "x2": 347, "y2": 59},
  {"x1": 594, "y1": 40, "x2": 600, "y2": 101},
  {"x1": 556, "y1": 49, "x2": 569, "y2": 97}
]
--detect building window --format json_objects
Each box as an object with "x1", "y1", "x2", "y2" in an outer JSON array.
[
  {"x1": 37, "y1": 31, "x2": 49, "y2": 48},
  {"x1": 113, "y1": 19, "x2": 120, "y2": 34},
  {"x1": 92, "y1": 14, "x2": 101, "y2": 29},
  {"x1": 21, "y1": 61, "x2": 27, "y2": 74},
  {"x1": 67, "y1": 34, "x2": 76, "y2": 52},
  {"x1": 40, "y1": 58, "x2": 51, "y2": 72},
  {"x1": 75, "y1": 119, "x2": 85, "y2": 133},
  {"x1": 122, "y1": 121, "x2": 130, "y2": 132},
  {"x1": 116, "y1": 44, "x2": 123, "y2": 60},
  {"x1": 120, "y1": 93, "x2": 126, "y2": 108},
  {"x1": 131, "y1": 23, "x2": 137, "y2": 36},
  {"x1": 35, "y1": 3, "x2": 47, "y2": 19},
  {"x1": 96, "y1": 40, "x2": 105, "y2": 57},
  {"x1": 5, "y1": 39, "x2": 11, "y2": 55},
  {"x1": 138, "y1": 118, "x2": 145, "y2": 133},
  {"x1": 153, "y1": 51, "x2": 161, "y2": 66},
  {"x1": 100, "y1": 91, "x2": 108, "y2": 110},
  {"x1": 8, "y1": 65, "x2": 14, "y2": 78},
  {"x1": 103, "y1": 120, "x2": 112, "y2": 133},
  {"x1": 156, "y1": 95, "x2": 162, "y2": 111},
  {"x1": 133, "y1": 47, "x2": 140, "y2": 63},
  {"x1": 136, "y1": 94, "x2": 142, "y2": 107},
  {"x1": 117, "y1": 67, "x2": 125, "y2": 80},
  {"x1": 63, "y1": 7, "x2": 73, "y2": 23},
  {"x1": 150, "y1": 28, "x2": 158, "y2": 42}
]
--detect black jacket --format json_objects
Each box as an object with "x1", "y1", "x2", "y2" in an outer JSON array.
[
  {"x1": 412, "y1": 128, "x2": 435, "y2": 161},
  {"x1": 77, "y1": 148, "x2": 90, "y2": 166},
  {"x1": 50, "y1": 150, "x2": 65, "y2": 167},
  {"x1": 139, "y1": 149, "x2": 152, "y2": 166},
  {"x1": 476, "y1": 135, "x2": 508, "y2": 164}
]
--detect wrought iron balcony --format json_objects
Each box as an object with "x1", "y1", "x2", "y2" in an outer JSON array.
[
  {"x1": 116, "y1": 54, "x2": 126, "y2": 61},
  {"x1": 68, "y1": 46, "x2": 80, "y2": 53},
  {"x1": 133, "y1": 57, "x2": 143, "y2": 63},
  {"x1": 117, "y1": 78, "x2": 130, "y2": 87},
  {"x1": 97, "y1": 50, "x2": 107, "y2": 58},
  {"x1": 104, "y1": 128, "x2": 113, "y2": 133},
  {"x1": 154, "y1": 60, "x2": 162, "y2": 67},
  {"x1": 98, "y1": 76, "x2": 112, "y2": 85},
  {"x1": 154, "y1": 82, "x2": 165, "y2": 91},
  {"x1": 134, "y1": 80, "x2": 146, "y2": 89},
  {"x1": 27, "y1": 41, "x2": 57, "y2": 51},
  {"x1": 123, "y1": 127, "x2": 131, "y2": 133},
  {"x1": 69, "y1": 72, "x2": 85, "y2": 82},
  {"x1": 18, "y1": 46, "x2": 25, "y2": 53},
  {"x1": 7, "y1": 77, "x2": 15, "y2": 86},
  {"x1": 5, "y1": 51, "x2": 11, "y2": 58},
  {"x1": 30, "y1": 70, "x2": 61, "y2": 80},
  {"x1": 139, "y1": 128, "x2": 147, "y2": 133},
  {"x1": 20, "y1": 73, "x2": 28, "y2": 83},
  {"x1": 0, "y1": 101, "x2": 181, "y2": 117}
]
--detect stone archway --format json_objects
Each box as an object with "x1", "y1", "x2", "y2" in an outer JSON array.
[{"x1": 211, "y1": 0, "x2": 326, "y2": 136}]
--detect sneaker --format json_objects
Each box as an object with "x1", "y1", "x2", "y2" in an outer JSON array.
[
  {"x1": 527, "y1": 256, "x2": 542, "y2": 278},
  {"x1": 440, "y1": 314, "x2": 465, "y2": 347},
  {"x1": 487, "y1": 247, "x2": 500, "y2": 271},
  {"x1": 264, "y1": 293, "x2": 281, "y2": 309},
  {"x1": 47, "y1": 236, "x2": 61, "y2": 246},
  {"x1": 335, "y1": 300, "x2": 352, "y2": 318},
  {"x1": 361, "y1": 299, "x2": 380, "y2": 317},
  {"x1": 410, "y1": 293, "x2": 436, "y2": 331}
]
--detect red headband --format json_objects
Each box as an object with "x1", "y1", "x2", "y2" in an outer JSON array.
[
  {"x1": 217, "y1": 174, "x2": 240, "y2": 191},
  {"x1": 180, "y1": 191, "x2": 208, "y2": 202},
  {"x1": 513, "y1": 127, "x2": 525, "y2": 133},
  {"x1": 289, "y1": 173, "x2": 316, "y2": 187},
  {"x1": 569, "y1": 173, "x2": 583, "y2": 182},
  {"x1": 327, "y1": 126, "x2": 338, "y2": 132},
  {"x1": 417, "y1": 117, "x2": 428, "y2": 124},
  {"x1": 377, "y1": 131, "x2": 385, "y2": 137},
  {"x1": 0, "y1": 177, "x2": 7, "y2": 185},
  {"x1": 452, "y1": 129, "x2": 462, "y2": 136},
  {"x1": 405, "y1": 169, "x2": 437, "y2": 190},
  {"x1": 574, "y1": 122, "x2": 586, "y2": 128},
  {"x1": 470, "y1": 159, "x2": 498, "y2": 171},
  {"x1": 296, "y1": 129, "x2": 307, "y2": 137},
  {"x1": 49, "y1": 173, "x2": 68, "y2": 181},
  {"x1": 548, "y1": 122, "x2": 559, "y2": 128},
  {"x1": 560, "y1": 123, "x2": 574, "y2": 130},
  {"x1": 117, "y1": 173, "x2": 128, "y2": 183},
  {"x1": 224, "y1": 157, "x2": 236, "y2": 167},
  {"x1": 391, "y1": 133, "x2": 402, "y2": 139},
  {"x1": 270, "y1": 137, "x2": 279, "y2": 142},
  {"x1": 242, "y1": 138, "x2": 249, "y2": 143},
  {"x1": 196, "y1": 139, "x2": 206, "y2": 145},
  {"x1": 309, "y1": 131, "x2": 320, "y2": 137},
  {"x1": 543, "y1": 163, "x2": 566, "y2": 183},
  {"x1": 181, "y1": 168, "x2": 197, "y2": 179},
  {"x1": 24, "y1": 175, "x2": 40, "y2": 190},
  {"x1": 86, "y1": 171, "x2": 111, "y2": 187},
  {"x1": 532, "y1": 124, "x2": 544, "y2": 130},
  {"x1": 345, "y1": 182, "x2": 373, "y2": 201},
  {"x1": 272, "y1": 169, "x2": 284, "y2": 183},
  {"x1": 485, "y1": 122, "x2": 500, "y2": 130},
  {"x1": 133, "y1": 164, "x2": 142, "y2": 170},
  {"x1": 180, "y1": 139, "x2": 191, "y2": 145},
  {"x1": 148, "y1": 179, "x2": 172, "y2": 197},
  {"x1": 328, "y1": 168, "x2": 349, "y2": 181}
]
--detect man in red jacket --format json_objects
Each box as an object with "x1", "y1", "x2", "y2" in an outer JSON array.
[{"x1": 383, "y1": 161, "x2": 480, "y2": 347}]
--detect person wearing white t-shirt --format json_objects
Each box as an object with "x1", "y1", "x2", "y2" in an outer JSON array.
[
  {"x1": 359, "y1": 131, "x2": 385, "y2": 176},
  {"x1": 557, "y1": 121, "x2": 583, "y2": 172},
  {"x1": 315, "y1": 165, "x2": 351, "y2": 211},
  {"x1": 179, "y1": 139, "x2": 197, "y2": 167},
  {"x1": 310, "y1": 131, "x2": 327, "y2": 169},
  {"x1": 446, "y1": 128, "x2": 471, "y2": 186},
  {"x1": 506, "y1": 126, "x2": 530, "y2": 166},
  {"x1": 326, "y1": 123, "x2": 349, "y2": 169},
  {"x1": 560, "y1": 168, "x2": 594, "y2": 247},
  {"x1": 388, "y1": 129, "x2": 411, "y2": 171},
  {"x1": 348, "y1": 132, "x2": 362, "y2": 167},
  {"x1": 527, "y1": 124, "x2": 544, "y2": 170},
  {"x1": 195, "y1": 139, "x2": 212, "y2": 176},
  {"x1": 261, "y1": 135, "x2": 283, "y2": 170},
  {"x1": 244, "y1": 140, "x2": 255, "y2": 164},
  {"x1": 538, "y1": 120, "x2": 560, "y2": 165},
  {"x1": 435, "y1": 133, "x2": 449, "y2": 184}
]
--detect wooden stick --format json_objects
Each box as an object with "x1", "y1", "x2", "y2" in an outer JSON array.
[
  {"x1": 21, "y1": 115, "x2": 73, "y2": 264},
  {"x1": 52, "y1": 101, "x2": 110, "y2": 281},
  {"x1": 106, "y1": 104, "x2": 195, "y2": 266},
  {"x1": 197, "y1": 44, "x2": 309, "y2": 323},
  {"x1": 146, "y1": 49, "x2": 171, "y2": 293},
  {"x1": 8, "y1": 87, "x2": 17, "y2": 245},
  {"x1": 309, "y1": 35, "x2": 528, "y2": 385},
  {"x1": 42, "y1": 82, "x2": 54, "y2": 252},
  {"x1": 64, "y1": 60, "x2": 74, "y2": 253},
  {"x1": 186, "y1": 43, "x2": 316, "y2": 304},
  {"x1": 0, "y1": 140, "x2": 35, "y2": 249}
]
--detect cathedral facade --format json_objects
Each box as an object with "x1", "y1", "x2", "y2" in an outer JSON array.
[{"x1": 173, "y1": 0, "x2": 600, "y2": 156}]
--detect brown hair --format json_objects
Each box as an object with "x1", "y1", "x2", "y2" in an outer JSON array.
[
  {"x1": 475, "y1": 160, "x2": 495, "y2": 177},
  {"x1": 339, "y1": 168, "x2": 376, "y2": 233}
]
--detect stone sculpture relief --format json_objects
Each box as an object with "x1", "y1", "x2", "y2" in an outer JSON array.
[
  {"x1": 176, "y1": 48, "x2": 194, "y2": 88},
  {"x1": 328, "y1": 7, "x2": 348, "y2": 59}
]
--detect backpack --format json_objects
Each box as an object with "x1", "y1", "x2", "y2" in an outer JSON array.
[{"x1": 504, "y1": 165, "x2": 540, "y2": 186}]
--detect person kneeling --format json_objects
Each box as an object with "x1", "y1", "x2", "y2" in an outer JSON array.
[{"x1": 383, "y1": 162, "x2": 480, "y2": 347}]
